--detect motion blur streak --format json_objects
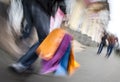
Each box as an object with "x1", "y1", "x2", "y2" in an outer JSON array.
[{"x1": 0, "y1": 1, "x2": 37, "y2": 58}]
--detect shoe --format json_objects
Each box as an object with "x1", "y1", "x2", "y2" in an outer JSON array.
[
  {"x1": 9, "y1": 63, "x2": 28, "y2": 73},
  {"x1": 105, "y1": 54, "x2": 109, "y2": 58},
  {"x1": 97, "y1": 53, "x2": 100, "y2": 55}
]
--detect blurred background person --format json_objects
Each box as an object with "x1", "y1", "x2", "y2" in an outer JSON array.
[
  {"x1": 105, "y1": 34, "x2": 118, "y2": 58},
  {"x1": 97, "y1": 31, "x2": 108, "y2": 55}
]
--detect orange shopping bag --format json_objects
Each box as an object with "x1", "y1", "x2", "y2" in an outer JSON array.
[
  {"x1": 36, "y1": 28, "x2": 66, "y2": 60},
  {"x1": 67, "y1": 45, "x2": 80, "y2": 75}
]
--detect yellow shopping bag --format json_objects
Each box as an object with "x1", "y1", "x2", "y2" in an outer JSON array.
[
  {"x1": 67, "y1": 45, "x2": 80, "y2": 75},
  {"x1": 36, "y1": 28, "x2": 66, "y2": 60}
]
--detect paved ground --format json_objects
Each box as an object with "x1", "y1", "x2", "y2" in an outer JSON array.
[{"x1": 0, "y1": 41, "x2": 120, "y2": 82}]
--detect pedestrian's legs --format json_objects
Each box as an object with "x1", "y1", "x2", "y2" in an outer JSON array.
[
  {"x1": 9, "y1": 42, "x2": 40, "y2": 73},
  {"x1": 18, "y1": 42, "x2": 40, "y2": 66},
  {"x1": 19, "y1": 1, "x2": 51, "y2": 67},
  {"x1": 31, "y1": 1, "x2": 50, "y2": 41},
  {"x1": 106, "y1": 45, "x2": 110, "y2": 57},
  {"x1": 9, "y1": 1, "x2": 50, "y2": 73},
  {"x1": 97, "y1": 43, "x2": 104, "y2": 54},
  {"x1": 106, "y1": 44, "x2": 114, "y2": 57}
]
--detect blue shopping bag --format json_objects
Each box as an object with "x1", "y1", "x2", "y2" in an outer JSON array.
[{"x1": 54, "y1": 44, "x2": 71, "y2": 76}]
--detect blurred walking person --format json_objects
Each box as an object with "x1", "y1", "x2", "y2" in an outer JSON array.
[
  {"x1": 97, "y1": 31, "x2": 107, "y2": 55},
  {"x1": 9, "y1": 0, "x2": 66, "y2": 73},
  {"x1": 105, "y1": 34, "x2": 118, "y2": 58}
]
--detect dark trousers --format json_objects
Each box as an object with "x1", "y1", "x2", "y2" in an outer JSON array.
[
  {"x1": 18, "y1": 0, "x2": 50, "y2": 67},
  {"x1": 18, "y1": 42, "x2": 39, "y2": 66},
  {"x1": 97, "y1": 42, "x2": 105, "y2": 54},
  {"x1": 106, "y1": 44, "x2": 114, "y2": 57}
]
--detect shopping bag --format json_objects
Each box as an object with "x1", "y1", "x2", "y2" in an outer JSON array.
[
  {"x1": 54, "y1": 44, "x2": 71, "y2": 76},
  {"x1": 67, "y1": 45, "x2": 80, "y2": 75},
  {"x1": 40, "y1": 34, "x2": 72, "y2": 74},
  {"x1": 36, "y1": 28, "x2": 66, "y2": 60}
]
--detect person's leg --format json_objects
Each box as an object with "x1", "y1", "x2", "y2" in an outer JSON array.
[
  {"x1": 31, "y1": 1, "x2": 50, "y2": 41},
  {"x1": 97, "y1": 43, "x2": 104, "y2": 54},
  {"x1": 17, "y1": 42, "x2": 40, "y2": 66},
  {"x1": 9, "y1": 1, "x2": 50, "y2": 73},
  {"x1": 10, "y1": 42, "x2": 40, "y2": 73},
  {"x1": 19, "y1": 1, "x2": 50, "y2": 65},
  {"x1": 106, "y1": 44, "x2": 110, "y2": 57},
  {"x1": 15, "y1": 0, "x2": 50, "y2": 65},
  {"x1": 107, "y1": 44, "x2": 114, "y2": 57}
]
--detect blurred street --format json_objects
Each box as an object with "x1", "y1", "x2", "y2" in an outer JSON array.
[
  {"x1": 1, "y1": 40, "x2": 120, "y2": 82},
  {"x1": 0, "y1": 0, "x2": 120, "y2": 82}
]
